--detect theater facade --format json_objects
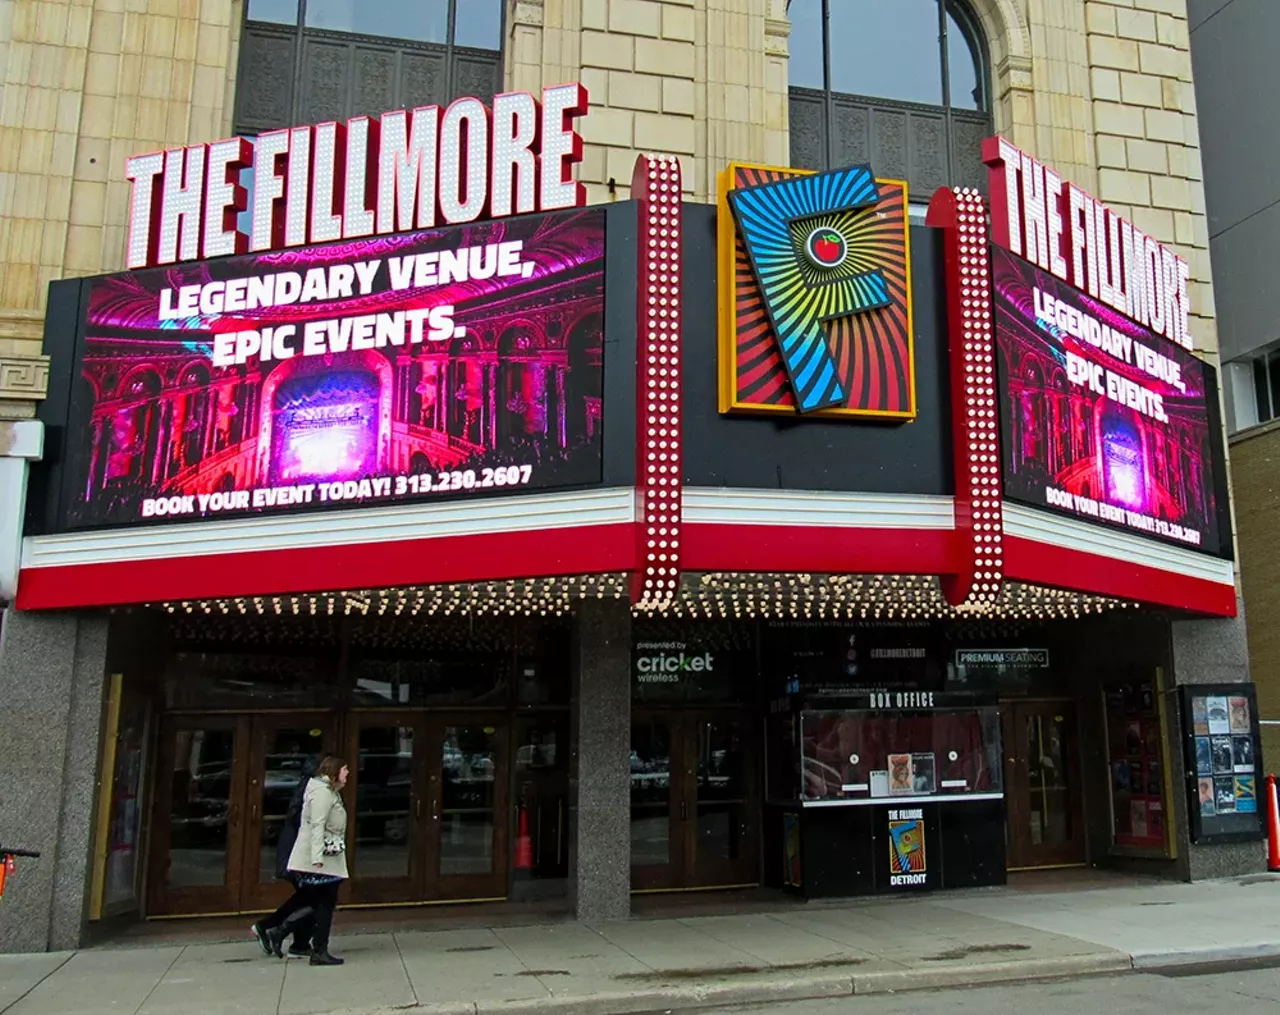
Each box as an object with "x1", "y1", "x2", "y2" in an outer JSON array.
[{"x1": 0, "y1": 85, "x2": 1263, "y2": 951}]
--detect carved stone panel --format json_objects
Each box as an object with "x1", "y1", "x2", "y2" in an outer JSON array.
[
  {"x1": 951, "y1": 112, "x2": 990, "y2": 194},
  {"x1": 451, "y1": 51, "x2": 501, "y2": 105},
  {"x1": 831, "y1": 98, "x2": 869, "y2": 168},
  {"x1": 353, "y1": 46, "x2": 396, "y2": 119},
  {"x1": 788, "y1": 90, "x2": 826, "y2": 171},
  {"x1": 235, "y1": 25, "x2": 297, "y2": 132},
  {"x1": 300, "y1": 38, "x2": 352, "y2": 124},
  {"x1": 870, "y1": 107, "x2": 907, "y2": 182},
  {"x1": 908, "y1": 111, "x2": 947, "y2": 196},
  {"x1": 400, "y1": 49, "x2": 447, "y2": 110}
]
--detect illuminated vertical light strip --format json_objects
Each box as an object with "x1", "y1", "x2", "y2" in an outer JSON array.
[
  {"x1": 629, "y1": 154, "x2": 684, "y2": 613},
  {"x1": 926, "y1": 186, "x2": 1004, "y2": 609}
]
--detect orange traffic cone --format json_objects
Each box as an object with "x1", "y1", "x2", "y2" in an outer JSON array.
[
  {"x1": 515, "y1": 806, "x2": 534, "y2": 870},
  {"x1": 0, "y1": 858, "x2": 7, "y2": 900},
  {"x1": 1268, "y1": 775, "x2": 1280, "y2": 873}
]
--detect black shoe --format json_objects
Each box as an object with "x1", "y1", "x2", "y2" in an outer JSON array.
[
  {"x1": 250, "y1": 923, "x2": 272, "y2": 957},
  {"x1": 309, "y1": 950, "x2": 344, "y2": 966},
  {"x1": 288, "y1": 942, "x2": 312, "y2": 958},
  {"x1": 265, "y1": 926, "x2": 287, "y2": 959}
]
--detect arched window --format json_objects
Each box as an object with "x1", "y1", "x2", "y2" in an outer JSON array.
[
  {"x1": 235, "y1": 0, "x2": 503, "y2": 135},
  {"x1": 787, "y1": 0, "x2": 991, "y2": 198}
]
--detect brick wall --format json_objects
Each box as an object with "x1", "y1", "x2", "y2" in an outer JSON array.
[
  {"x1": 1228, "y1": 422, "x2": 1280, "y2": 763},
  {"x1": 0, "y1": 0, "x2": 1223, "y2": 422},
  {"x1": 0, "y1": 0, "x2": 240, "y2": 420},
  {"x1": 1084, "y1": 0, "x2": 1215, "y2": 358}
]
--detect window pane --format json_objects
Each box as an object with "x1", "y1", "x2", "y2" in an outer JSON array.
[
  {"x1": 947, "y1": 8, "x2": 984, "y2": 109},
  {"x1": 1268, "y1": 351, "x2": 1280, "y2": 424},
  {"x1": 829, "y1": 0, "x2": 943, "y2": 106},
  {"x1": 305, "y1": 0, "x2": 448, "y2": 44},
  {"x1": 787, "y1": 0, "x2": 825, "y2": 90},
  {"x1": 454, "y1": 0, "x2": 503, "y2": 50},
  {"x1": 1255, "y1": 357, "x2": 1272, "y2": 423},
  {"x1": 247, "y1": 0, "x2": 298, "y2": 24}
]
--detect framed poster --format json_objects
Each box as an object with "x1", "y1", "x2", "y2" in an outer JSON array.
[{"x1": 1178, "y1": 684, "x2": 1264, "y2": 844}]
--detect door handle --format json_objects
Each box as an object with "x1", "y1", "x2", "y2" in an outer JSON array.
[
  {"x1": 415, "y1": 798, "x2": 423, "y2": 820},
  {"x1": 251, "y1": 802, "x2": 259, "y2": 821},
  {"x1": 680, "y1": 800, "x2": 688, "y2": 821}
]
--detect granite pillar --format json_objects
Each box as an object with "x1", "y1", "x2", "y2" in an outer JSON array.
[
  {"x1": 0, "y1": 608, "x2": 109, "y2": 953},
  {"x1": 569, "y1": 598, "x2": 632, "y2": 922},
  {"x1": 1169, "y1": 591, "x2": 1267, "y2": 879}
]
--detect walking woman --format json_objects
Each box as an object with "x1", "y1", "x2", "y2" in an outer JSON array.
[
  {"x1": 287, "y1": 755, "x2": 350, "y2": 966},
  {"x1": 250, "y1": 754, "x2": 318, "y2": 958}
]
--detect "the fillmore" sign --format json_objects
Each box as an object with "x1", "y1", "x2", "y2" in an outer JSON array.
[
  {"x1": 983, "y1": 136, "x2": 1192, "y2": 351},
  {"x1": 124, "y1": 84, "x2": 589, "y2": 269}
]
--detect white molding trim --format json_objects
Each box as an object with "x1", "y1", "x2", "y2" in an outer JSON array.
[
  {"x1": 682, "y1": 488, "x2": 955, "y2": 530},
  {"x1": 22, "y1": 488, "x2": 635, "y2": 570},
  {"x1": 1003, "y1": 501, "x2": 1235, "y2": 587}
]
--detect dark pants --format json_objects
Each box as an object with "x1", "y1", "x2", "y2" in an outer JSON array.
[
  {"x1": 300, "y1": 879, "x2": 341, "y2": 952},
  {"x1": 260, "y1": 877, "x2": 313, "y2": 948}
]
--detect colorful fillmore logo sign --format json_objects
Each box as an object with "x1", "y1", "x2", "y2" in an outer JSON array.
[
  {"x1": 983, "y1": 137, "x2": 1192, "y2": 350},
  {"x1": 123, "y1": 84, "x2": 589, "y2": 269},
  {"x1": 717, "y1": 163, "x2": 915, "y2": 421}
]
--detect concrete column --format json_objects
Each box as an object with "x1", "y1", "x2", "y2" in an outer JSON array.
[
  {"x1": 0, "y1": 608, "x2": 109, "y2": 953},
  {"x1": 569, "y1": 598, "x2": 632, "y2": 922},
  {"x1": 0, "y1": 420, "x2": 43, "y2": 603},
  {"x1": 1169, "y1": 592, "x2": 1267, "y2": 880}
]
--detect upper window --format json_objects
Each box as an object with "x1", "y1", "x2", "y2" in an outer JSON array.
[
  {"x1": 787, "y1": 0, "x2": 991, "y2": 195},
  {"x1": 236, "y1": 0, "x2": 503, "y2": 135}
]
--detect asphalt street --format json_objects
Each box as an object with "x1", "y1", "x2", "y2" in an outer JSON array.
[{"x1": 664, "y1": 962, "x2": 1280, "y2": 1015}]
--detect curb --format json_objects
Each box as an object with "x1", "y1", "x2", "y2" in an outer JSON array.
[
  {"x1": 1132, "y1": 942, "x2": 1280, "y2": 970},
  {"x1": 347, "y1": 951, "x2": 1135, "y2": 1015}
]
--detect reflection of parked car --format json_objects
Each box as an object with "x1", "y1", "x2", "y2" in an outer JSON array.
[{"x1": 355, "y1": 753, "x2": 413, "y2": 845}]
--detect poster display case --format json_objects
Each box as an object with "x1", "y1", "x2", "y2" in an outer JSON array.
[{"x1": 1179, "y1": 684, "x2": 1264, "y2": 844}]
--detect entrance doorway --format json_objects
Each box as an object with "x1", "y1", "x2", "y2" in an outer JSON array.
[
  {"x1": 1002, "y1": 700, "x2": 1087, "y2": 869},
  {"x1": 148, "y1": 713, "x2": 336, "y2": 916},
  {"x1": 345, "y1": 713, "x2": 509, "y2": 905},
  {"x1": 630, "y1": 710, "x2": 759, "y2": 891}
]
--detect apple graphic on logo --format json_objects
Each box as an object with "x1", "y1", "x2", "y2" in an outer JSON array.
[
  {"x1": 805, "y1": 226, "x2": 846, "y2": 268},
  {"x1": 814, "y1": 232, "x2": 841, "y2": 262}
]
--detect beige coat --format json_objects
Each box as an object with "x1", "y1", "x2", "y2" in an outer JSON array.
[{"x1": 286, "y1": 776, "x2": 349, "y2": 880}]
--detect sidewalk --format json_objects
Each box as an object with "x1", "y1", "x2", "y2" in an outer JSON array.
[{"x1": 6, "y1": 872, "x2": 1280, "y2": 1015}]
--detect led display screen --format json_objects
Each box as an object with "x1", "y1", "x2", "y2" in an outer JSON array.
[
  {"x1": 993, "y1": 245, "x2": 1224, "y2": 556},
  {"x1": 63, "y1": 208, "x2": 605, "y2": 529}
]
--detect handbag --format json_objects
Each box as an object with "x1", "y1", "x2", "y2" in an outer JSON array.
[{"x1": 322, "y1": 833, "x2": 345, "y2": 857}]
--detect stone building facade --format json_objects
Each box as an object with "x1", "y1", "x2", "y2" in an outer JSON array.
[{"x1": 0, "y1": 0, "x2": 1222, "y2": 430}]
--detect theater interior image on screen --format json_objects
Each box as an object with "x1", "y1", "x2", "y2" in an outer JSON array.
[{"x1": 992, "y1": 246, "x2": 1221, "y2": 556}]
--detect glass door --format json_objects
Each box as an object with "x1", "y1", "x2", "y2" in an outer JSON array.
[
  {"x1": 631, "y1": 710, "x2": 760, "y2": 891},
  {"x1": 346, "y1": 713, "x2": 426, "y2": 904},
  {"x1": 346, "y1": 712, "x2": 510, "y2": 904},
  {"x1": 1002, "y1": 700, "x2": 1087, "y2": 869},
  {"x1": 240, "y1": 715, "x2": 336, "y2": 911},
  {"x1": 689, "y1": 712, "x2": 759, "y2": 887},
  {"x1": 630, "y1": 712, "x2": 680, "y2": 890},
  {"x1": 148, "y1": 716, "x2": 250, "y2": 915},
  {"x1": 428, "y1": 715, "x2": 509, "y2": 901}
]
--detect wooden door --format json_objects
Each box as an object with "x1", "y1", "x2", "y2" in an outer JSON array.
[
  {"x1": 240, "y1": 714, "x2": 337, "y2": 911},
  {"x1": 426, "y1": 714, "x2": 510, "y2": 902},
  {"x1": 346, "y1": 713, "x2": 427, "y2": 904},
  {"x1": 631, "y1": 710, "x2": 760, "y2": 892},
  {"x1": 1002, "y1": 700, "x2": 1087, "y2": 869},
  {"x1": 687, "y1": 710, "x2": 759, "y2": 888},
  {"x1": 630, "y1": 711, "x2": 683, "y2": 890},
  {"x1": 345, "y1": 712, "x2": 511, "y2": 904},
  {"x1": 148, "y1": 716, "x2": 250, "y2": 915}
]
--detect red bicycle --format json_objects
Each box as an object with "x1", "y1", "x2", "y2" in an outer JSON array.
[{"x1": 0, "y1": 847, "x2": 39, "y2": 901}]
